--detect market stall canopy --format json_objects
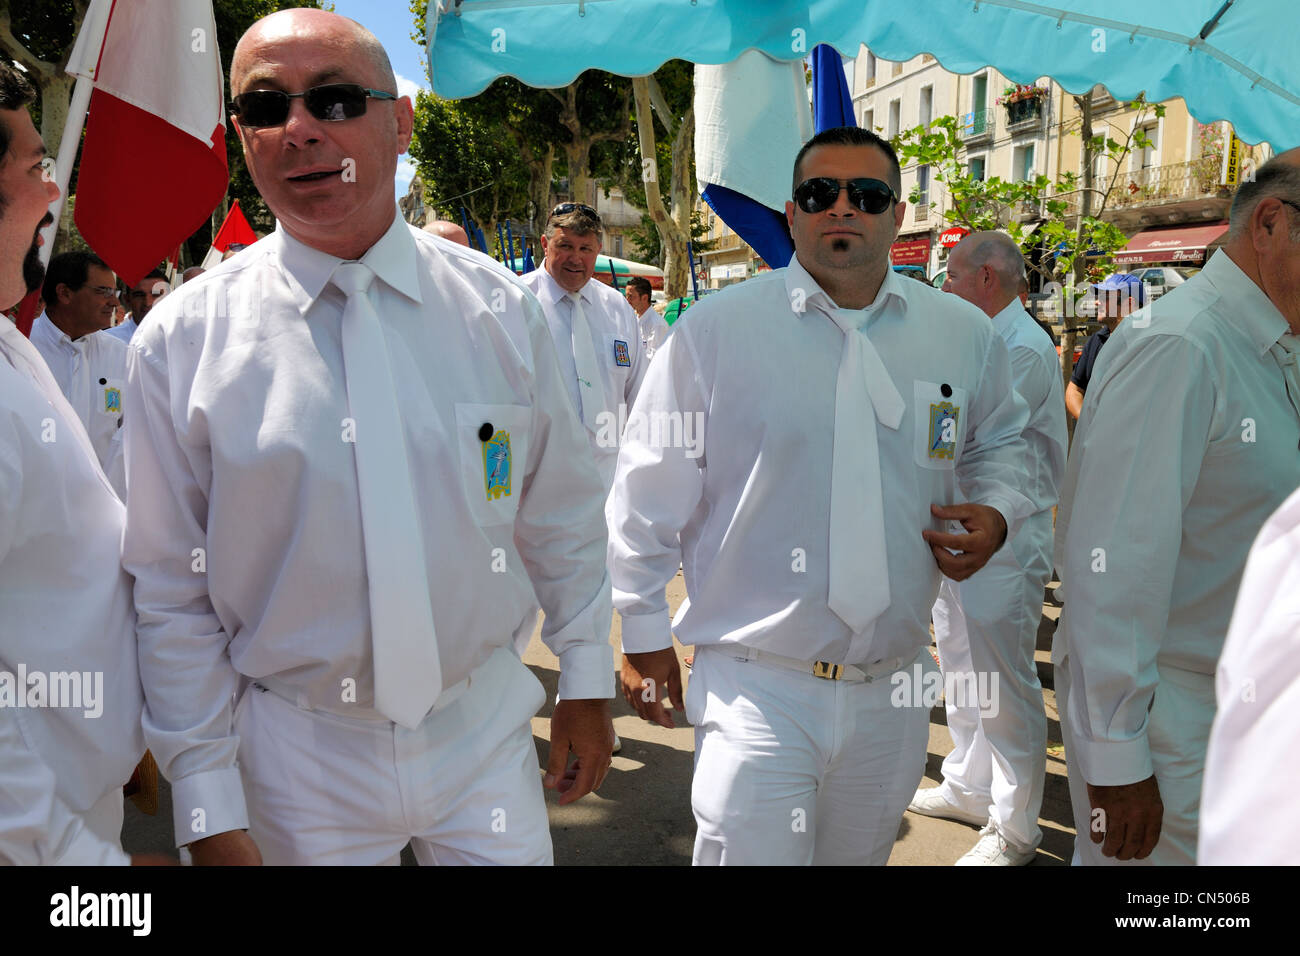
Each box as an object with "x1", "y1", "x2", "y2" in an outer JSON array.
[
  {"x1": 1112, "y1": 222, "x2": 1229, "y2": 265},
  {"x1": 427, "y1": 0, "x2": 1298, "y2": 148}
]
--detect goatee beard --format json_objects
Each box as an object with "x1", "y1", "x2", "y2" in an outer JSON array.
[{"x1": 22, "y1": 237, "x2": 45, "y2": 294}]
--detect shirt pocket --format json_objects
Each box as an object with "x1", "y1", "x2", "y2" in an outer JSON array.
[
  {"x1": 97, "y1": 376, "x2": 125, "y2": 423},
  {"x1": 454, "y1": 402, "x2": 532, "y2": 527},
  {"x1": 912, "y1": 380, "x2": 969, "y2": 471}
]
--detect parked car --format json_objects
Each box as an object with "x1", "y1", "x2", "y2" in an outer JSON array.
[
  {"x1": 930, "y1": 269, "x2": 947, "y2": 289},
  {"x1": 892, "y1": 264, "x2": 928, "y2": 283},
  {"x1": 1133, "y1": 265, "x2": 1199, "y2": 302}
]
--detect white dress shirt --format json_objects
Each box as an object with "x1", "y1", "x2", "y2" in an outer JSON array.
[
  {"x1": 28, "y1": 312, "x2": 127, "y2": 492},
  {"x1": 1199, "y1": 485, "x2": 1300, "y2": 864},
  {"x1": 0, "y1": 319, "x2": 144, "y2": 865},
  {"x1": 609, "y1": 253, "x2": 1032, "y2": 665},
  {"x1": 1054, "y1": 249, "x2": 1300, "y2": 786},
  {"x1": 521, "y1": 268, "x2": 649, "y2": 490},
  {"x1": 104, "y1": 315, "x2": 137, "y2": 344},
  {"x1": 636, "y1": 306, "x2": 672, "y2": 358},
  {"x1": 123, "y1": 214, "x2": 614, "y2": 845},
  {"x1": 990, "y1": 299, "x2": 1067, "y2": 522}
]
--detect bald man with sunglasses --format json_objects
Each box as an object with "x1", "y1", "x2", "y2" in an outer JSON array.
[
  {"x1": 121, "y1": 9, "x2": 615, "y2": 866},
  {"x1": 608, "y1": 126, "x2": 1031, "y2": 865}
]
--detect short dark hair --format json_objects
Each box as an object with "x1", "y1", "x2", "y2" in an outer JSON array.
[
  {"x1": 791, "y1": 126, "x2": 903, "y2": 198},
  {"x1": 627, "y1": 276, "x2": 652, "y2": 298},
  {"x1": 43, "y1": 251, "x2": 110, "y2": 309},
  {"x1": 0, "y1": 62, "x2": 37, "y2": 177}
]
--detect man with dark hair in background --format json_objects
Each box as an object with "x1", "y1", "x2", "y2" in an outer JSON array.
[
  {"x1": 29, "y1": 250, "x2": 128, "y2": 492},
  {"x1": 107, "y1": 267, "x2": 168, "y2": 343},
  {"x1": 0, "y1": 60, "x2": 148, "y2": 865}
]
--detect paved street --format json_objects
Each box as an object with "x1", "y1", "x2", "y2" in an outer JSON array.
[{"x1": 123, "y1": 570, "x2": 1075, "y2": 865}]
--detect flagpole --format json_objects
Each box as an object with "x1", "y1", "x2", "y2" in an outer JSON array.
[{"x1": 39, "y1": 0, "x2": 113, "y2": 265}]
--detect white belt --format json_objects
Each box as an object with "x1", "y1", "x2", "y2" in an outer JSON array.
[
  {"x1": 253, "y1": 675, "x2": 471, "y2": 723},
  {"x1": 708, "y1": 645, "x2": 912, "y2": 683}
]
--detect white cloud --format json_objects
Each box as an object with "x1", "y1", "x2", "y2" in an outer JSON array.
[{"x1": 394, "y1": 72, "x2": 424, "y2": 102}]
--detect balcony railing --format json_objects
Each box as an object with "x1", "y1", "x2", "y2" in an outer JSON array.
[
  {"x1": 1005, "y1": 97, "x2": 1045, "y2": 134},
  {"x1": 914, "y1": 201, "x2": 930, "y2": 221},
  {"x1": 1107, "y1": 157, "x2": 1225, "y2": 209},
  {"x1": 959, "y1": 108, "x2": 995, "y2": 143}
]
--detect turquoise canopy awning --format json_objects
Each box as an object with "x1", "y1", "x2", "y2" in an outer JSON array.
[{"x1": 427, "y1": 0, "x2": 1298, "y2": 148}]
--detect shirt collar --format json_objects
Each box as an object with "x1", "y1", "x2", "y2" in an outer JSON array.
[
  {"x1": 988, "y1": 298, "x2": 1026, "y2": 336},
  {"x1": 536, "y1": 265, "x2": 592, "y2": 307},
  {"x1": 31, "y1": 311, "x2": 79, "y2": 351},
  {"x1": 1199, "y1": 249, "x2": 1291, "y2": 357},
  {"x1": 784, "y1": 252, "x2": 907, "y2": 322},
  {"x1": 277, "y1": 211, "x2": 424, "y2": 307}
]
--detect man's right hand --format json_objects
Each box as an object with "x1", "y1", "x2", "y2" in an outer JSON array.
[
  {"x1": 621, "y1": 649, "x2": 685, "y2": 729},
  {"x1": 188, "y1": 830, "x2": 262, "y2": 866}
]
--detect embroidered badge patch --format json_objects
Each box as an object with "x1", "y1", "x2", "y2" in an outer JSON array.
[
  {"x1": 613, "y1": 339, "x2": 631, "y2": 367},
  {"x1": 482, "y1": 429, "x2": 512, "y2": 501},
  {"x1": 104, "y1": 386, "x2": 122, "y2": 414},
  {"x1": 928, "y1": 401, "x2": 960, "y2": 460}
]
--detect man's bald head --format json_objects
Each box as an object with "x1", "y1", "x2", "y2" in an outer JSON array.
[
  {"x1": 231, "y1": 8, "x2": 396, "y2": 96},
  {"x1": 944, "y1": 231, "x2": 1027, "y2": 317},
  {"x1": 423, "y1": 219, "x2": 470, "y2": 247}
]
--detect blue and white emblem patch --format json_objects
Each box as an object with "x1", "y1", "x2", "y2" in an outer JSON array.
[
  {"x1": 928, "y1": 401, "x2": 959, "y2": 460},
  {"x1": 104, "y1": 386, "x2": 122, "y2": 414},
  {"x1": 482, "y1": 430, "x2": 512, "y2": 500},
  {"x1": 613, "y1": 339, "x2": 631, "y2": 367}
]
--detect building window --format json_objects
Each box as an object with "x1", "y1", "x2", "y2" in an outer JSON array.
[
  {"x1": 892, "y1": 60, "x2": 903, "y2": 77},
  {"x1": 865, "y1": 52, "x2": 876, "y2": 86},
  {"x1": 1134, "y1": 123, "x2": 1159, "y2": 171},
  {"x1": 969, "y1": 156, "x2": 986, "y2": 181},
  {"x1": 1013, "y1": 144, "x2": 1036, "y2": 181},
  {"x1": 973, "y1": 73, "x2": 988, "y2": 112},
  {"x1": 917, "y1": 164, "x2": 930, "y2": 205},
  {"x1": 615, "y1": 235, "x2": 623, "y2": 257},
  {"x1": 919, "y1": 86, "x2": 933, "y2": 129},
  {"x1": 888, "y1": 99, "x2": 901, "y2": 139},
  {"x1": 863, "y1": 108, "x2": 875, "y2": 133}
]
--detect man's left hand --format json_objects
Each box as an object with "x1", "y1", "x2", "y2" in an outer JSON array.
[
  {"x1": 544, "y1": 698, "x2": 614, "y2": 805},
  {"x1": 921, "y1": 502, "x2": 1008, "y2": 581}
]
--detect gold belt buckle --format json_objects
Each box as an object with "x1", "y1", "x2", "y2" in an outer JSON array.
[{"x1": 812, "y1": 661, "x2": 843, "y2": 680}]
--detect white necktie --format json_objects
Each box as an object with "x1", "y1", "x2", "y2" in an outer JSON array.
[
  {"x1": 569, "y1": 292, "x2": 608, "y2": 432},
  {"x1": 0, "y1": 320, "x2": 112, "y2": 493},
  {"x1": 332, "y1": 262, "x2": 442, "y2": 728},
  {"x1": 826, "y1": 307, "x2": 905, "y2": 635}
]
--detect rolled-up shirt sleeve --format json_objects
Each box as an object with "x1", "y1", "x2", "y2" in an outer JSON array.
[
  {"x1": 514, "y1": 303, "x2": 615, "y2": 700},
  {"x1": 607, "y1": 327, "x2": 709, "y2": 655},
  {"x1": 956, "y1": 332, "x2": 1033, "y2": 537},
  {"x1": 1057, "y1": 335, "x2": 1217, "y2": 785},
  {"x1": 121, "y1": 342, "x2": 247, "y2": 847}
]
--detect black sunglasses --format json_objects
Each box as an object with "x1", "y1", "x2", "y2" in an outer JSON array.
[
  {"x1": 551, "y1": 202, "x2": 601, "y2": 223},
  {"x1": 793, "y1": 177, "x2": 898, "y2": 215},
  {"x1": 231, "y1": 83, "x2": 397, "y2": 128}
]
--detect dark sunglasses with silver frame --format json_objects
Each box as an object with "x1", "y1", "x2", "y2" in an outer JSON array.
[
  {"x1": 550, "y1": 202, "x2": 602, "y2": 224},
  {"x1": 230, "y1": 83, "x2": 397, "y2": 129},
  {"x1": 793, "y1": 177, "x2": 898, "y2": 215}
]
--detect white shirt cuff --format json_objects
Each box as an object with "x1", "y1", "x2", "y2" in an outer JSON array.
[
  {"x1": 171, "y1": 767, "x2": 249, "y2": 848},
  {"x1": 556, "y1": 642, "x2": 615, "y2": 700},
  {"x1": 618, "y1": 611, "x2": 674, "y2": 655},
  {"x1": 1073, "y1": 733, "x2": 1156, "y2": 788}
]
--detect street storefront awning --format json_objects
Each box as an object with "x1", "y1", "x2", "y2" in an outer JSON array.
[
  {"x1": 891, "y1": 236, "x2": 932, "y2": 265},
  {"x1": 939, "y1": 227, "x2": 969, "y2": 248},
  {"x1": 1112, "y1": 223, "x2": 1229, "y2": 265}
]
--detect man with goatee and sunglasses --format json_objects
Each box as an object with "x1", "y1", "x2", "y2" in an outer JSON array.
[
  {"x1": 608, "y1": 126, "x2": 1032, "y2": 865},
  {"x1": 121, "y1": 9, "x2": 615, "y2": 865}
]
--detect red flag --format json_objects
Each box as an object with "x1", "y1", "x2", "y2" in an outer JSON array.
[
  {"x1": 68, "y1": 0, "x2": 228, "y2": 287},
  {"x1": 202, "y1": 201, "x2": 258, "y2": 268}
]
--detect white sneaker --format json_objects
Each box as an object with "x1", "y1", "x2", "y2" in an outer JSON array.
[
  {"x1": 954, "y1": 825, "x2": 1039, "y2": 866},
  {"x1": 907, "y1": 787, "x2": 989, "y2": 826}
]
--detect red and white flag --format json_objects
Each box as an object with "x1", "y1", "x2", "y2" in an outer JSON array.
[
  {"x1": 201, "y1": 201, "x2": 258, "y2": 269},
  {"x1": 67, "y1": 0, "x2": 228, "y2": 286}
]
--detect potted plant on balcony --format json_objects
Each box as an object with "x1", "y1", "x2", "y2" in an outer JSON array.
[{"x1": 998, "y1": 84, "x2": 1047, "y2": 126}]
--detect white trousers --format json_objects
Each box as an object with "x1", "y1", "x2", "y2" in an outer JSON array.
[
  {"x1": 1057, "y1": 659, "x2": 1213, "y2": 866},
  {"x1": 931, "y1": 513, "x2": 1051, "y2": 851},
  {"x1": 235, "y1": 646, "x2": 552, "y2": 865},
  {"x1": 687, "y1": 646, "x2": 934, "y2": 865}
]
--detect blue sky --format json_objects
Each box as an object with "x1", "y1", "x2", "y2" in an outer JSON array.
[{"x1": 327, "y1": 1, "x2": 433, "y2": 198}]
